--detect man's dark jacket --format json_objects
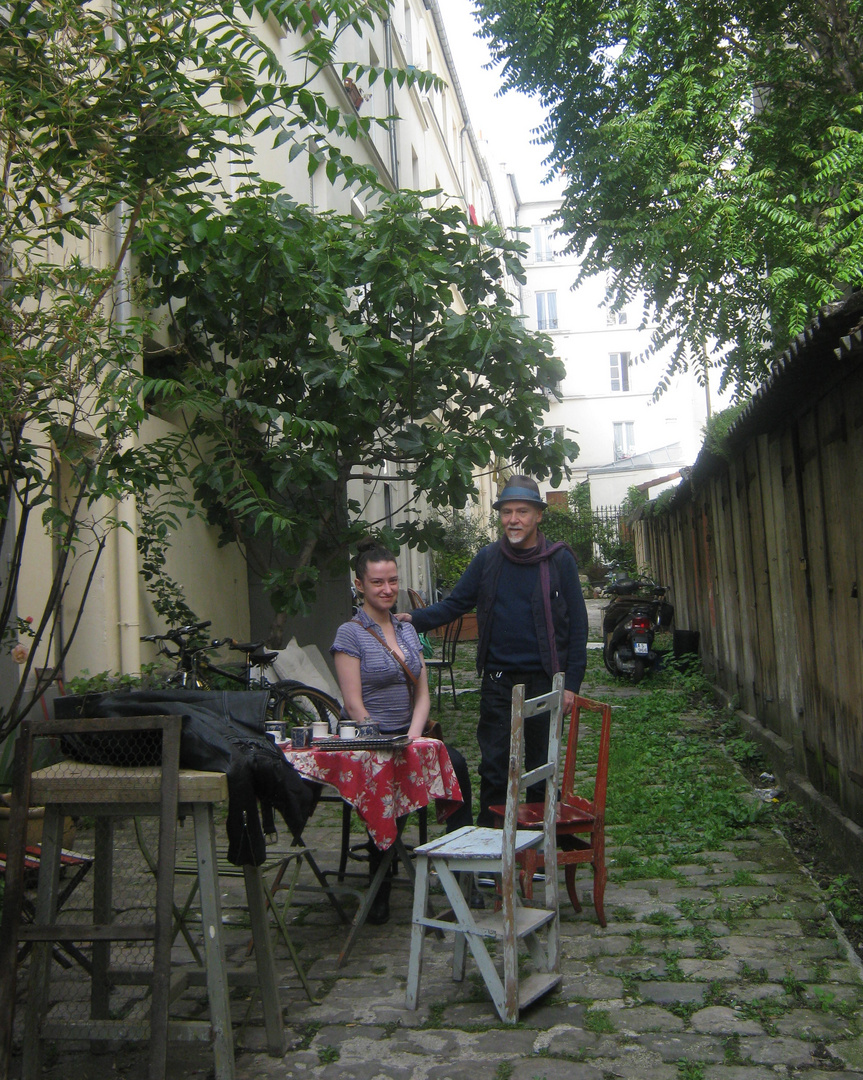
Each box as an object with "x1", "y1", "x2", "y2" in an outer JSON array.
[{"x1": 411, "y1": 540, "x2": 588, "y2": 693}]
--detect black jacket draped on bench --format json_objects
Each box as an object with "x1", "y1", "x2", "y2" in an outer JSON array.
[{"x1": 54, "y1": 689, "x2": 317, "y2": 866}]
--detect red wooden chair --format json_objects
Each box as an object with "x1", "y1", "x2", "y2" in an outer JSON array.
[{"x1": 491, "y1": 694, "x2": 612, "y2": 926}]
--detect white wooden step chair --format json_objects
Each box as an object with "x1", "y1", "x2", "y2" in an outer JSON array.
[{"x1": 405, "y1": 672, "x2": 565, "y2": 1023}]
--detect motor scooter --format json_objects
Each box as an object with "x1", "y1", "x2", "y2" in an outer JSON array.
[{"x1": 601, "y1": 574, "x2": 673, "y2": 683}]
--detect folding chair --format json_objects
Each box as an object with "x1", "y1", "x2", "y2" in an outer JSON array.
[
  {"x1": 424, "y1": 616, "x2": 463, "y2": 710},
  {"x1": 170, "y1": 846, "x2": 319, "y2": 1003},
  {"x1": 0, "y1": 845, "x2": 94, "y2": 971},
  {"x1": 492, "y1": 695, "x2": 612, "y2": 925},
  {"x1": 406, "y1": 673, "x2": 565, "y2": 1023}
]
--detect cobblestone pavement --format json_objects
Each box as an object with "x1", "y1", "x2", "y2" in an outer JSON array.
[
  {"x1": 219, "y1": 812, "x2": 863, "y2": 1080},
  {"x1": 10, "y1": 678, "x2": 863, "y2": 1080},
  {"x1": 20, "y1": 809, "x2": 860, "y2": 1080}
]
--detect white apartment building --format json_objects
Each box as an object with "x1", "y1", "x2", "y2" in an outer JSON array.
[{"x1": 508, "y1": 191, "x2": 731, "y2": 509}]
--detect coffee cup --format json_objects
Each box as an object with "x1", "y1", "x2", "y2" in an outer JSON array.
[
  {"x1": 265, "y1": 721, "x2": 286, "y2": 743},
  {"x1": 290, "y1": 726, "x2": 312, "y2": 748},
  {"x1": 357, "y1": 719, "x2": 380, "y2": 738},
  {"x1": 339, "y1": 722, "x2": 357, "y2": 740},
  {"x1": 312, "y1": 720, "x2": 329, "y2": 740}
]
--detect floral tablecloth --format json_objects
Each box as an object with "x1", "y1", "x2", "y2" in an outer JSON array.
[{"x1": 282, "y1": 737, "x2": 463, "y2": 850}]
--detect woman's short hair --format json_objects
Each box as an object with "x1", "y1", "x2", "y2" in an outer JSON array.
[{"x1": 354, "y1": 537, "x2": 397, "y2": 581}]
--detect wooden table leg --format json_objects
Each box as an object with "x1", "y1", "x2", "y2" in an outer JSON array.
[
  {"x1": 337, "y1": 842, "x2": 397, "y2": 968},
  {"x1": 243, "y1": 866, "x2": 286, "y2": 1055},
  {"x1": 192, "y1": 803, "x2": 235, "y2": 1080}
]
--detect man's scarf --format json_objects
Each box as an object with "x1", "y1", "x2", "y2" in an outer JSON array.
[{"x1": 500, "y1": 531, "x2": 573, "y2": 675}]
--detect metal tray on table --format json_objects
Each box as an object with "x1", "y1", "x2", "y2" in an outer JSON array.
[{"x1": 304, "y1": 734, "x2": 411, "y2": 752}]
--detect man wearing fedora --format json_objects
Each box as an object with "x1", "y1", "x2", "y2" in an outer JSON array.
[{"x1": 400, "y1": 475, "x2": 588, "y2": 826}]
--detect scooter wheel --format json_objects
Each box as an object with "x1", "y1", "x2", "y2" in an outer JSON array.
[
  {"x1": 603, "y1": 647, "x2": 617, "y2": 677},
  {"x1": 632, "y1": 658, "x2": 646, "y2": 684}
]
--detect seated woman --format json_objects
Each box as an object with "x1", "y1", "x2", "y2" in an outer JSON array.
[{"x1": 331, "y1": 538, "x2": 473, "y2": 924}]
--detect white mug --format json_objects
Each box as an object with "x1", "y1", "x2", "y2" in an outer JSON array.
[
  {"x1": 339, "y1": 722, "x2": 357, "y2": 740},
  {"x1": 312, "y1": 720, "x2": 329, "y2": 739}
]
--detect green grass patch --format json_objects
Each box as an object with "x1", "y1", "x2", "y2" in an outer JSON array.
[
  {"x1": 584, "y1": 1008, "x2": 616, "y2": 1034},
  {"x1": 676, "y1": 1060, "x2": 706, "y2": 1080}
]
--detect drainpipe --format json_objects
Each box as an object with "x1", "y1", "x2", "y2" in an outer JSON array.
[
  {"x1": 110, "y1": 5, "x2": 141, "y2": 675},
  {"x1": 112, "y1": 205, "x2": 141, "y2": 676},
  {"x1": 509, "y1": 171, "x2": 525, "y2": 309},
  {"x1": 384, "y1": 18, "x2": 400, "y2": 187},
  {"x1": 459, "y1": 124, "x2": 468, "y2": 206},
  {"x1": 427, "y1": 0, "x2": 504, "y2": 227}
]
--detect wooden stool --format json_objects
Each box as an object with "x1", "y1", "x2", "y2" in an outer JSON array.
[{"x1": 0, "y1": 717, "x2": 285, "y2": 1080}]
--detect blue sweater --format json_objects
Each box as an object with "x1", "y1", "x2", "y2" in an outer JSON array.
[{"x1": 412, "y1": 542, "x2": 588, "y2": 693}]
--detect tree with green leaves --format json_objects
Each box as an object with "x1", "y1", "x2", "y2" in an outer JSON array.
[
  {"x1": 0, "y1": 0, "x2": 434, "y2": 738},
  {"x1": 141, "y1": 187, "x2": 574, "y2": 618},
  {"x1": 474, "y1": 0, "x2": 863, "y2": 394},
  {"x1": 1, "y1": 0, "x2": 571, "y2": 737}
]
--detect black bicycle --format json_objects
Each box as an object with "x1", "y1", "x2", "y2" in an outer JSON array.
[{"x1": 140, "y1": 621, "x2": 342, "y2": 730}]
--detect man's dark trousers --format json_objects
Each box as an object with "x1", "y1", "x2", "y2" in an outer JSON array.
[{"x1": 476, "y1": 669, "x2": 552, "y2": 827}]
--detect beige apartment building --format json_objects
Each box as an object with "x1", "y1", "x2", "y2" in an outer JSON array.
[{"x1": 4, "y1": 1, "x2": 510, "y2": 708}]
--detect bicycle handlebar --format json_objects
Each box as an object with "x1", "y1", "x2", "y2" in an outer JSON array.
[
  {"x1": 139, "y1": 620, "x2": 212, "y2": 645},
  {"x1": 172, "y1": 620, "x2": 212, "y2": 636}
]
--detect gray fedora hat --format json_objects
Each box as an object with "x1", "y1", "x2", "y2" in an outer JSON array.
[{"x1": 492, "y1": 476, "x2": 547, "y2": 510}]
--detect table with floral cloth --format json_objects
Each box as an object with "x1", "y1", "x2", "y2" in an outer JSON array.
[
  {"x1": 281, "y1": 736, "x2": 464, "y2": 850},
  {"x1": 282, "y1": 736, "x2": 463, "y2": 964}
]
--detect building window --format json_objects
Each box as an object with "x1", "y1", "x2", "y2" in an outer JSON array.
[
  {"x1": 613, "y1": 422, "x2": 635, "y2": 460},
  {"x1": 610, "y1": 352, "x2": 631, "y2": 392},
  {"x1": 536, "y1": 291, "x2": 558, "y2": 331},
  {"x1": 532, "y1": 225, "x2": 555, "y2": 262},
  {"x1": 606, "y1": 309, "x2": 628, "y2": 326},
  {"x1": 541, "y1": 425, "x2": 565, "y2": 446}
]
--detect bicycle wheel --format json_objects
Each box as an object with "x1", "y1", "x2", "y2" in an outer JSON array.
[{"x1": 270, "y1": 680, "x2": 342, "y2": 734}]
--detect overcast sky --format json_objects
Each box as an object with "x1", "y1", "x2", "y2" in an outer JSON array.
[{"x1": 436, "y1": 0, "x2": 564, "y2": 202}]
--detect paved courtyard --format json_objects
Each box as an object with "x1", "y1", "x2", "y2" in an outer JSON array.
[
  {"x1": 8, "y1": 630, "x2": 863, "y2": 1080},
  {"x1": 11, "y1": 768, "x2": 862, "y2": 1080}
]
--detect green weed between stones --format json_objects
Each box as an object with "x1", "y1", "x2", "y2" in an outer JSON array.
[
  {"x1": 584, "y1": 1009, "x2": 616, "y2": 1034},
  {"x1": 723, "y1": 1034, "x2": 743, "y2": 1065}
]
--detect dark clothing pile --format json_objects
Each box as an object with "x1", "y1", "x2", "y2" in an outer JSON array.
[{"x1": 54, "y1": 689, "x2": 318, "y2": 866}]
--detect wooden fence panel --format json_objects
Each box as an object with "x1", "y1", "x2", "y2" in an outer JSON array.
[
  {"x1": 745, "y1": 437, "x2": 780, "y2": 732},
  {"x1": 636, "y1": 336, "x2": 863, "y2": 830},
  {"x1": 761, "y1": 430, "x2": 803, "y2": 749},
  {"x1": 704, "y1": 482, "x2": 729, "y2": 688},
  {"x1": 729, "y1": 457, "x2": 760, "y2": 714},
  {"x1": 818, "y1": 384, "x2": 863, "y2": 821},
  {"x1": 797, "y1": 406, "x2": 842, "y2": 798},
  {"x1": 780, "y1": 422, "x2": 821, "y2": 780},
  {"x1": 713, "y1": 472, "x2": 744, "y2": 698}
]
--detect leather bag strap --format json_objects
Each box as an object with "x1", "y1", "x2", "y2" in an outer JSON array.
[{"x1": 354, "y1": 619, "x2": 418, "y2": 698}]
